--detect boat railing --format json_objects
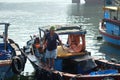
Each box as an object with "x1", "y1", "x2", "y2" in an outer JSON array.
[{"x1": 103, "y1": 18, "x2": 120, "y2": 26}]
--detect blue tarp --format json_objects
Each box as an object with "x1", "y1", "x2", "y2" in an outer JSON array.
[
  {"x1": 0, "y1": 50, "x2": 12, "y2": 60},
  {"x1": 90, "y1": 69, "x2": 118, "y2": 75}
]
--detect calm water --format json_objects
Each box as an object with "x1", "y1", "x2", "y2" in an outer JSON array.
[{"x1": 0, "y1": 1, "x2": 120, "y2": 80}]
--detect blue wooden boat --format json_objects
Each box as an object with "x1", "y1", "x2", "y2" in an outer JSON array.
[
  {"x1": 99, "y1": 0, "x2": 120, "y2": 46},
  {"x1": 0, "y1": 23, "x2": 26, "y2": 79},
  {"x1": 23, "y1": 24, "x2": 120, "y2": 80}
]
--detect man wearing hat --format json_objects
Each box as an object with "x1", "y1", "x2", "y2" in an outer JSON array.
[{"x1": 43, "y1": 26, "x2": 62, "y2": 70}]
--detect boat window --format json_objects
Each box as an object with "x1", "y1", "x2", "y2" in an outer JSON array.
[
  {"x1": 118, "y1": 11, "x2": 120, "y2": 20},
  {"x1": 111, "y1": 11, "x2": 118, "y2": 20},
  {"x1": 104, "y1": 11, "x2": 110, "y2": 19},
  {"x1": 68, "y1": 34, "x2": 81, "y2": 46},
  {"x1": 59, "y1": 34, "x2": 68, "y2": 44}
]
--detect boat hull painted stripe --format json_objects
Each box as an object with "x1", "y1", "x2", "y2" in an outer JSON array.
[{"x1": 99, "y1": 23, "x2": 120, "y2": 45}]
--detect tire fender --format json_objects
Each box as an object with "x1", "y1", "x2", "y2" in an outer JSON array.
[{"x1": 12, "y1": 56, "x2": 23, "y2": 74}]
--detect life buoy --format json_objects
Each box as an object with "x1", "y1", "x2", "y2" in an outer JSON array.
[
  {"x1": 18, "y1": 55, "x2": 27, "y2": 71},
  {"x1": 12, "y1": 56, "x2": 23, "y2": 74}
]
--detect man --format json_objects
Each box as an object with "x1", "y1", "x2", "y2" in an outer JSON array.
[{"x1": 43, "y1": 26, "x2": 62, "y2": 70}]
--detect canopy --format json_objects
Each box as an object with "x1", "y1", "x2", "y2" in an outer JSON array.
[
  {"x1": 55, "y1": 26, "x2": 86, "y2": 35},
  {"x1": 103, "y1": 6, "x2": 120, "y2": 11}
]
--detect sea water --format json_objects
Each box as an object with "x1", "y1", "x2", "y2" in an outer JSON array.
[{"x1": 0, "y1": 1, "x2": 120, "y2": 80}]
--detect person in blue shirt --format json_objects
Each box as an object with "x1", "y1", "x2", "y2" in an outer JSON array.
[{"x1": 43, "y1": 26, "x2": 62, "y2": 70}]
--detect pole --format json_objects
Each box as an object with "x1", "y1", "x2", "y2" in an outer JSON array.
[{"x1": 4, "y1": 23, "x2": 9, "y2": 50}]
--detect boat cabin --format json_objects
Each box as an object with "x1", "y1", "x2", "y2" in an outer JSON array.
[
  {"x1": 103, "y1": 6, "x2": 120, "y2": 20},
  {"x1": 53, "y1": 25, "x2": 97, "y2": 74},
  {"x1": 0, "y1": 23, "x2": 13, "y2": 60},
  {"x1": 55, "y1": 25, "x2": 86, "y2": 57},
  {"x1": 102, "y1": 6, "x2": 120, "y2": 36}
]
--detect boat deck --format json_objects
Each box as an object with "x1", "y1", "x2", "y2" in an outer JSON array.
[
  {"x1": 27, "y1": 54, "x2": 40, "y2": 67},
  {"x1": 57, "y1": 46, "x2": 86, "y2": 58}
]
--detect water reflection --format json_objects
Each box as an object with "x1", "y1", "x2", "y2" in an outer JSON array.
[
  {"x1": 99, "y1": 41, "x2": 120, "y2": 61},
  {"x1": 68, "y1": 3, "x2": 85, "y2": 16},
  {"x1": 86, "y1": 33, "x2": 120, "y2": 62},
  {"x1": 66, "y1": 4, "x2": 90, "y2": 24}
]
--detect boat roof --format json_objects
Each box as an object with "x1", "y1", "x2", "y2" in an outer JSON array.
[
  {"x1": 55, "y1": 25, "x2": 86, "y2": 35},
  {"x1": 0, "y1": 23, "x2": 10, "y2": 37},
  {"x1": 0, "y1": 23, "x2": 10, "y2": 25},
  {"x1": 103, "y1": 6, "x2": 120, "y2": 11}
]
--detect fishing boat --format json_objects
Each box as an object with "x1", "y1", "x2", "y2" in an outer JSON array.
[
  {"x1": 99, "y1": 0, "x2": 120, "y2": 46},
  {"x1": 0, "y1": 23, "x2": 26, "y2": 79},
  {"x1": 24, "y1": 25, "x2": 120, "y2": 80}
]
